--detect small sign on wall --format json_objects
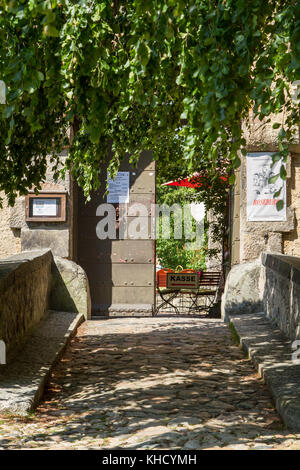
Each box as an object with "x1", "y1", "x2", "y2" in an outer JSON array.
[
  {"x1": 32, "y1": 198, "x2": 58, "y2": 217},
  {"x1": 26, "y1": 193, "x2": 67, "y2": 222},
  {"x1": 246, "y1": 152, "x2": 286, "y2": 222},
  {"x1": 107, "y1": 171, "x2": 130, "y2": 203}
]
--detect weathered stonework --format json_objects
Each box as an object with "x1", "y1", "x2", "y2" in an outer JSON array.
[
  {"x1": 242, "y1": 109, "x2": 289, "y2": 153},
  {"x1": 230, "y1": 96, "x2": 300, "y2": 265},
  {"x1": 261, "y1": 252, "x2": 300, "y2": 340},
  {"x1": 50, "y1": 256, "x2": 91, "y2": 320},
  {"x1": 241, "y1": 231, "x2": 284, "y2": 261},
  {"x1": 221, "y1": 258, "x2": 263, "y2": 322},
  {"x1": 0, "y1": 249, "x2": 91, "y2": 362},
  {"x1": 0, "y1": 191, "x2": 21, "y2": 257},
  {"x1": 224, "y1": 252, "x2": 300, "y2": 341},
  {"x1": 238, "y1": 152, "x2": 296, "y2": 263},
  {"x1": 0, "y1": 151, "x2": 72, "y2": 260},
  {"x1": 9, "y1": 196, "x2": 27, "y2": 230},
  {"x1": 283, "y1": 153, "x2": 300, "y2": 257},
  {"x1": 229, "y1": 313, "x2": 300, "y2": 432},
  {"x1": 21, "y1": 229, "x2": 69, "y2": 258},
  {"x1": 0, "y1": 250, "x2": 52, "y2": 355}
]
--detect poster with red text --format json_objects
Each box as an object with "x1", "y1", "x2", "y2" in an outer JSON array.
[{"x1": 246, "y1": 153, "x2": 286, "y2": 222}]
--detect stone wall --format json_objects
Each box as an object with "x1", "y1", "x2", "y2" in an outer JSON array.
[
  {"x1": 223, "y1": 252, "x2": 300, "y2": 341},
  {"x1": 242, "y1": 109, "x2": 292, "y2": 154},
  {"x1": 0, "y1": 250, "x2": 52, "y2": 354},
  {"x1": 238, "y1": 152, "x2": 295, "y2": 263},
  {"x1": 0, "y1": 249, "x2": 91, "y2": 357},
  {"x1": 283, "y1": 153, "x2": 300, "y2": 256},
  {"x1": 221, "y1": 258, "x2": 263, "y2": 322},
  {"x1": 261, "y1": 252, "x2": 300, "y2": 340},
  {"x1": 0, "y1": 150, "x2": 72, "y2": 260},
  {"x1": 0, "y1": 191, "x2": 21, "y2": 257},
  {"x1": 232, "y1": 100, "x2": 300, "y2": 265},
  {"x1": 235, "y1": 150, "x2": 300, "y2": 264}
]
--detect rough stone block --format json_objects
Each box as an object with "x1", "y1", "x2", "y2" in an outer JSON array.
[
  {"x1": 0, "y1": 250, "x2": 52, "y2": 353},
  {"x1": 221, "y1": 258, "x2": 263, "y2": 321},
  {"x1": 50, "y1": 256, "x2": 91, "y2": 319}
]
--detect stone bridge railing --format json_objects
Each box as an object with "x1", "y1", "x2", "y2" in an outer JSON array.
[
  {"x1": 222, "y1": 252, "x2": 300, "y2": 341},
  {"x1": 0, "y1": 250, "x2": 90, "y2": 357},
  {"x1": 262, "y1": 253, "x2": 300, "y2": 341}
]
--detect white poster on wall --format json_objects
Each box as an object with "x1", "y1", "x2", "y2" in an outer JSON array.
[
  {"x1": 246, "y1": 152, "x2": 286, "y2": 221},
  {"x1": 107, "y1": 171, "x2": 130, "y2": 203},
  {"x1": 32, "y1": 198, "x2": 57, "y2": 216}
]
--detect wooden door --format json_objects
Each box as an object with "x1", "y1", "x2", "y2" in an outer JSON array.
[{"x1": 76, "y1": 151, "x2": 156, "y2": 316}]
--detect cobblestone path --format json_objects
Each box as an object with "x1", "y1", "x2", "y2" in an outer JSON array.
[{"x1": 1, "y1": 316, "x2": 300, "y2": 450}]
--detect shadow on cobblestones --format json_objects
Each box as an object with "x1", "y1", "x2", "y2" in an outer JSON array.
[{"x1": 0, "y1": 317, "x2": 298, "y2": 450}]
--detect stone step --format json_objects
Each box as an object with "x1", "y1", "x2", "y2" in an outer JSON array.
[
  {"x1": 0, "y1": 310, "x2": 84, "y2": 416},
  {"x1": 229, "y1": 312, "x2": 300, "y2": 431}
]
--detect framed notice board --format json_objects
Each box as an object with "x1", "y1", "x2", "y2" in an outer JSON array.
[{"x1": 25, "y1": 193, "x2": 67, "y2": 222}]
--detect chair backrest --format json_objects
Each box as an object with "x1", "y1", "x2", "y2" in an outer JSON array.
[{"x1": 199, "y1": 271, "x2": 221, "y2": 287}]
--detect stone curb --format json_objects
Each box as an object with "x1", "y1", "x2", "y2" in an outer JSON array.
[
  {"x1": 0, "y1": 310, "x2": 84, "y2": 416},
  {"x1": 229, "y1": 312, "x2": 300, "y2": 431}
]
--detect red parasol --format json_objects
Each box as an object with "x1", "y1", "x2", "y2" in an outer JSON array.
[{"x1": 162, "y1": 172, "x2": 228, "y2": 188}]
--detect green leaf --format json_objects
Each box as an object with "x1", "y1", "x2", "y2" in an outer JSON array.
[
  {"x1": 274, "y1": 187, "x2": 282, "y2": 198},
  {"x1": 233, "y1": 157, "x2": 241, "y2": 169},
  {"x1": 8, "y1": 88, "x2": 23, "y2": 101},
  {"x1": 136, "y1": 42, "x2": 151, "y2": 67},
  {"x1": 2, "y1": 105, "x2": 15, "y2": 118},
  {"x1": 280, "y1": 165, "x2": 287, "y2": 180},
  {"x1": 87, "y1": 124, "x2": 100, "y2": 144},
  {"x1": 276, "y1": 200, "x2": 284, "y2": 211},
  {"x1": 278, "y1": 128, "x2": 286, "y2": 140},
  {"x1": 269, "y1": 174, "x2": 279, "y2": 184},
  {"x1": 271, "y1": 152, "x2": 281, "y2": 164},
  {"x1": 43, "y1": 25, "x2": 59, "y2": 37},
  {"x1": 37, "y1": 71, "x2": 44, "y2": 81}
]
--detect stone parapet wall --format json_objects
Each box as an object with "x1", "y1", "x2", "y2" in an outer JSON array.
[
  {"x1": 261, "y1": 252, "x2": 300, "y2": 340},
  {"x1": 0, "y1": 249, "x2": 91, "y2": 357},
  {"x1": 223, "y1": 252, "x2": 300, "y2": 340},
  {"x1": 0, "y1": 250, "x2": 52, "y2": 353}
]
